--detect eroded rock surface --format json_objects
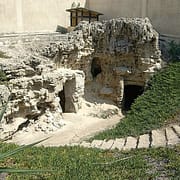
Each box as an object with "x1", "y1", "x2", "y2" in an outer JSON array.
[
  {"x1": 0, "y1": 39, "x2": 84, "y2": 140},
  {"x1": 0, "y1": 18, "x2": 162, "y2": 140},
  {"x1": 46, "y1": 17, "x2": 162, "y2": 107}
]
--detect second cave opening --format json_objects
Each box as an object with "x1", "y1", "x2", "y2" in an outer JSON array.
[{"x1": 123, "y1": 85, "x2": 144, "y2": 111}]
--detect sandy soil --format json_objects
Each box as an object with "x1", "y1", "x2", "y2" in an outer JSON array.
[{"x1": 7, "y1": 96, "x2": 123, "y2": 147}]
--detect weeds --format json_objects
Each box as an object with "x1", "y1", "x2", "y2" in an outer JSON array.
[
  {"x1": 0, "y1": 88, "x2": 53, "y2": 176},
  {"x1": 0, "y1": 143, "x2": 179, "y2": 179},
  {"x1": 0, "y1": 70, "x2": 7, "y2": 83},
  {"x1": 0, "y1": 51, "x2": 10, "y2": 59},
  {"x1": 168, "y1": 41, "x2": 180, "y2": 60},
  {"x1": 93, "y1": 61, "x2": 180, "y2": 140}
]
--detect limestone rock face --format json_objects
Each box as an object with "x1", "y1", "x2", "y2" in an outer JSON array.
[
  {"x1": 0, "y1": 17, "x2": 162, "y2": 139},
  {"x1": 0, "y1": 85, "x2": 10, "y2": 107},
  {"x1": 0, "y1": 41, "x2": 85, "y2": 139},
  {"x1": 51, "y1": 18, "x2": 162, "y2": 105},
  {"x1": 0, "y1": 69, "x2": 84, "y2": 139}
]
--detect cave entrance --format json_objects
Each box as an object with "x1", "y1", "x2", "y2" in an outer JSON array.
[
  {"x1": 123, "y1": 85, "x2": 144, "y2": 111},
  {"x1": 91, "y1": 57, "x2": 102, "y2": 79},
  {"x1": 58, "y1": 79, "x2": 76, "y2": 113}
]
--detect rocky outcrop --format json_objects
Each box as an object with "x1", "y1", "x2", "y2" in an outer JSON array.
[
  {"x1": 0, "y1": 37, "x2": 83, "y2": 139},
  {"x1": 0, "y1": 17, "x2": 162, "y2": 139},
  {"x1": 0, "y1": 37, "x2": 84, "y2": 140},
  {"x1": 47, "y1": 18, "x2": 162, "y2": 107},
  {"x1": 0, "y1": 69, "x2": 84, "y2": 139}
]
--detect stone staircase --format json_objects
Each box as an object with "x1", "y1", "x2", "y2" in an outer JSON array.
[{"x1": 70, "y1": 124, "x2": 180, "y2": 151}]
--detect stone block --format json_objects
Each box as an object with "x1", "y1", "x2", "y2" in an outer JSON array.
[
  {"x1": 111, "y1": 138, "x2": 125, "y2": 150},
  {"x1": 172, "y1": 125, "x2": 180, "y2": 137},
  {"x1": 138, "y1": 134, "x2": 150, "y2": 148},
  {"x1": 101, "y1": 139, "x2": 114, "y2": 150},
  {"x1": 91, "y1": 140, "x2": 103, "y2": 148},
  {"x1": 80, "y1": 141, "x2": 91, "y2": 148},
  {"x1": 100, "y1": 87, "x2": 113, "y2": 96},
  {"x1": 166, "y1": 127, "x2": 180, "y2": 145},
  {"x1": 151, "y1": 129, "x2": 166, "y2": 147},
  {"x1": 123, "y1": 136, "x2": 137, "y2": 150}
]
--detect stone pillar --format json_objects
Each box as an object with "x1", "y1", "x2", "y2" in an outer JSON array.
[{"x1": 116, "y1": 76, "x2": 124, "y2": 108}]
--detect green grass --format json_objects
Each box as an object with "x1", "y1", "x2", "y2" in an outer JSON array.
[
  {"x1": 0, "y1": 70, "x2": 7, "y2": 83},
  {"x1": 92, "y1": 61, "x2": 180, "y2": 140},
  {"x1": 0, "y1": 143, "x2": 180, "y2": 179},
  {"x1": 0, "y1": 50, "x2": 10, "y2": 59}
]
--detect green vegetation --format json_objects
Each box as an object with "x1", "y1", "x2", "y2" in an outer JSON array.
[
  {"x1": 169, "y1": 41, "x2": 180, "y2": 60},
  {"x1": 0, "y1": 69, "x2": 7, "y2": 83},
  {"x1": 0, "y1": 143, "x2": 179, "y2": 179},
  {"x1": 0, "y1": 50, "x2": 10, "y2": 59},
  {"x1": 0, "y1": 48, "x2": 179, "y2": 179},
  {"x1": 0, "y1": 90, "x2": 52, "y2": 175},
  {"x1": 93, "y1": 61, "x2": 180, "y2": 140}
]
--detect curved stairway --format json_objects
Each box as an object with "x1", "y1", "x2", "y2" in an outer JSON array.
[{"x1": 69, "y1": 124, "x2": 180, "y2": 151}]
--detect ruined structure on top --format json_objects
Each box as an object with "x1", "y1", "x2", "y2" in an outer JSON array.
[
  {"x1": 45, "y1": 17, "x2": 162, "y2": 109},
  {"x1": 0, "y1": 18, "x2": 162, "y2": 139}
]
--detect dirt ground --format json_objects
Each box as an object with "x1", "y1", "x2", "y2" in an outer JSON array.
[{"x1": 7, "y1": 92, "x2": 123, "y2": 146}]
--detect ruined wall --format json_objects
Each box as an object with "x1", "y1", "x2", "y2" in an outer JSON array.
[
  {"x1": 0, "y1": 17, "x2": 162, "y2": 139},
  {"x1": 0, "y1": 40, "x2": 84, "y2": 139},
  {"x1": 51, "y1": 18, "x2": 162, "y2": 107}
]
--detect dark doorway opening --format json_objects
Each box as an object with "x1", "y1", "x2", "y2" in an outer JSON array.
[
  {"x1": 58, "y1": 87, "x2": 65, "y2": 113},
  {"x1": 123, "y1": 85, "x2": 144, "y2": 111},
  {"x1": 58, "y1": 79, "x2": 76, "y2": 113},
  {"x1": 91, "y1": 58, "x2": 102, "y2": 78}
]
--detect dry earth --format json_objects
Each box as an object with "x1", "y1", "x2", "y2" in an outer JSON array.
[{"x1": 7, "y1": 93, "x2": 123, "y2": 146}]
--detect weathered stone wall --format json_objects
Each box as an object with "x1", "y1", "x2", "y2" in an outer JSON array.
[
  {"x1": 0, "y1": 17, "x2": 162, "y2": 139},
  {"x1": 51, "y1": 18, "x2": 162, "y2": 106},
  {"x1": 0, "y1": 39, "x2": 85, "y2": 139}
]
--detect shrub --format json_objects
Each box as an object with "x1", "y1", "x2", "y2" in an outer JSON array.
[
  {"x1": 168, "y1": 41, "x2": 180, "y2": 60},
  {"x1": 0, "y1": 51, "x2": 10, "y2": 59}
]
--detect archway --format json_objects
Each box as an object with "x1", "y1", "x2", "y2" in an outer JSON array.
[{"x1": 123, "y1": 85, "x2": 144, "y2": 111}]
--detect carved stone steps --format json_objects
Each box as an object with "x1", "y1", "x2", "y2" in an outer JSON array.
[
  {"x1": 166, "y1": 127, "x2": 180, "y2": 145},
  {"x1": 70, "y1": 124, "x2": 180, "y2": 151}
]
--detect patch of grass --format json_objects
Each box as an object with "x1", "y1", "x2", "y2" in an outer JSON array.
[
  {"x1": 93, "y1": 61, "x2": 180, "y2": 140},
  {"x1": 0, "y1": 70, "x2": 7, "y2": 83},
  {"x1": 0, "y1": 50, "x2": 10, "y2": 59},
  {"x1": 0, "y1": 142, "x2": 179, "y2": 179},
  {"x1": 169, "y1": 41, "x2": 180, "y2": 60}
]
